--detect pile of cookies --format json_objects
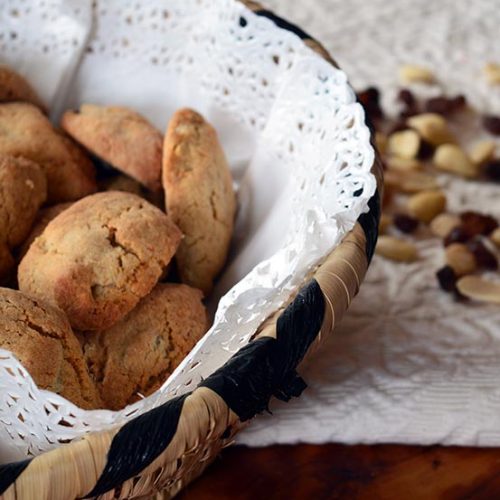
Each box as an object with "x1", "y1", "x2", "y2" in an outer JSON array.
[{"x1": 0, "y1": 65, "x2": 236, "y2": 410}]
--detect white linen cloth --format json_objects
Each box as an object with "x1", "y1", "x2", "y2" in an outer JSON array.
[{"x1": 239, "y1": 0, "x2": 500, "y2": 447}]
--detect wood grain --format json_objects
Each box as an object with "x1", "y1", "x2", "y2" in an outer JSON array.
[{"x1": 178, "y1": 444, "x2": 500, "y2": 499}]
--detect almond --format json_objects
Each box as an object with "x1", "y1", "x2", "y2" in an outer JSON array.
[
  {"x1": 457, "y1": 276, "x2": 500, "y2": 304},
  {"x1": 399, "y1": 65, "x2": 435, "y2": 84},
  {"x1": 388, "y1": 129, "x2": 421, "y2": 159},
  {"x1": 386, "y1": 157, "x2": 423, "y2": 172},
  {"x1": 376, "y1": 236, "x2": 418, "y2": 262},
  {"x1": 445, "y1": 243, "x2": 477, "y2": 276},
  {"x1": 433, "y1": 144, "x2": 479, "y2": 178},
  {"x1": 469, "y1": 140, "x2": 496, "y2": 166},
  {"x1": 407, "y1": 113, "x2": 455, "y2": 146},
  {"x1": 429, "y1": 213, "x2": 461, "y2": 238},
  {"x1": 484, "y1": 63, "x2": 500, "y2": 86},
  {"x1": 407, "y1": 190, "x2": 447, "y2": 223}
]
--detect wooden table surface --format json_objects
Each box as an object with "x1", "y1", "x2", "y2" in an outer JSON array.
[{"x1": 178, "y1": 444, "x2": 500, "y2": 499}]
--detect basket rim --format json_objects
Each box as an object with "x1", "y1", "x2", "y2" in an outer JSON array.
[{"x1": 0, "y1": 1, "x2": 383, "y2": 498}]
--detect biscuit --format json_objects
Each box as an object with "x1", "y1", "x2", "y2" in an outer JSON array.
[
  {"x1": 62, "y1": 105, "x2": 163, "y2": 191},
  {"x1": 79, "y1": 283, "x2": 208, "y2": 410},
  {"x1": 0, "y1": 155, "x2": 47, "y2": 280},
  {"x1": 162, "y1": 109, "x2": 236, "y2": 294},
  {"x1": 0, "y1": 288, "x2": 100, "y2": 409},
  {"x1": 18, "y1": 202, "x2": 73, "y2": 259},
  {"x1": 0, "y1": 102, "x2": 97, "y2": 203},
  {"x1": 0, "y1": 65, "x2": 45, "y2": 110},
  {"x1": 18, "y1": 192, "x2": 182, "y2": 331}
]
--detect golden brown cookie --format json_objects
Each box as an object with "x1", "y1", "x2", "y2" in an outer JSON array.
[
  {"x1": 0, "y1": 102, "x2": 97, "y2": 203},
  {"x1": 0, "y1": 155, "x2": 47, "y2": 280},
  {"x1": 0, "y1": 65, "x2": 45, "y2": 110},
  {"x1": 162, "y1": 108, "x2": 236, "y2": 294},
  {"x1": 18, "y1": 192, "x2": 182, "y2": 331},
  {"x1": 18, "y1": 202, "x2": 73, "y2": 260},
  {"x1": 0, "y1": 288, "x2": 100, "y2": 409},
  {"x1": 79, "y1": 283, "x2": 208, "y2": 410},
  {"x1": 62, "y1": 104, "x2": 163, "y2": 191}
]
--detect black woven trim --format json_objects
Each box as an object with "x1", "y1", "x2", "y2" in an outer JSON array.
[
  {"x1": 201, "y1": 279, "x2": 325, "y2": 421},
  {"x1": 254, "y1": 9, "x2": 312, "y2": 40},
  {"x1": 0, "y1": 459, "x2": 32, "y2": 495},
  {"x1": 357, "y1": 190, "x2": 381, "y2": 263},
  {"x1": 85, "y1": 393, "x2": 188, "y2": 498}
]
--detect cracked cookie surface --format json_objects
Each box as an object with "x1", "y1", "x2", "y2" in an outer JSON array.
[
  {"x1": 0, "y1": 102, "x2": 97, "y2": 203},
  {"x1": 62, "y1": 104, "x2": 163, "y2": 191},
  {"x1": 0, "y1": 65, "x2": 45, "y2": 110},
  {"x1": 0, "y1": 155, "x2": 47, "y2": 280},
  {"x1": 18, "y1": 192, "x2": 182, "y2": 331},
  {"x1": 0, "y1": 287, "x2": 100, "y2": 409},
  {"x1": 78, "y1": 283, "x2": 208, "y2": 410},
  {"x1": 162, "y1": 108, "x2": 236, "y2": 294}
]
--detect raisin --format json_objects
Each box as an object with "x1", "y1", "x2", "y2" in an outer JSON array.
[
  {"x1": 484, "y1": 160, "x2": 500, "y2": 182},
  {"x1": 425, "y1": 95, "x2": 466, "y2": 115},
  {"x1": 444, "y1": 226, "x2": 470, "y2": 246},
  {"x1": 436, "y1": 265, "x2": 457, "y2": 292},
  {"x1": 483, "y1": 115, "x2": 500, "y2": 136},
  {"x1": 460, "y1": 211, "x2": 498, "y2": 236},
  {"x1": 467, "y1": 238, "x2": 498, "y2": 270},
  {"x1": 393, "y1": 214, "x2": 419, "y2": 234},
  {"x1": 417, "y1": 139, "x2": 434, "y2": 160},
  {"x1": 358, "y1": 87, "x2": 384, "y2": 121},
  {"x1": 397, "y1": 88, "x2": 417, "y2": 108}
]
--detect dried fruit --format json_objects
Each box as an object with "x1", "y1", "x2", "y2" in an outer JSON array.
[
  {"x1": 408, "y1": 113, "x2": 455, "y2": 145},
  {"x1": 384, "y1": 170, "x2": 438, "y2": 193},
  {"x1": 460, "y1": 211, "x2": 498, "y2": 236},
  {"x1": 430, "y1": 213, "x2": 461, "y2": 238},
  {"x1": 433, "y1": 144, "x2": 479, "y2": 178},
  {"x1": 436, "y1": 265, "x2": 458, "y2": 293},
  {"x1": 484, "y1": 63, "x2": 500, "y2": 85},
  {"x1": 483, "y1": 115, "x2": 500, "y2": 136},
  {"x1": 375, "y1": 132, "x2": 388, "y2": 155},
  {"x1": 399, "y1": 64, "x2": 435, "y2": 84},
  {"x1": 417, "y1": 139, "x2": 435, "y2": 160},
  {"x1": 445, "y1": 243, "x2": 477, "y2": 276},
  {"x1": 358, "y1": 87, "x2": 384, "y2": 121},
  {"x1": 444, "y1": 226, "x2": 470, "y2": 246},
  {"x1": 484, "y1": 160, "x2": 500, "y2": 182},
  {"x1": 388, "y1": 129, "x2": 421, "y2": 159},
  {"x1": 467, "y1": 238, "x2": 498, "y2": 270},
  {"x1": 424, "y1": 95, "x2": 466, "y2": 115},
  {"x1": 379, "y1": 213, "x2": 392, "y2": 234},
  {"x1": 386, "y1": 157, "x2": 423, "y2": 172},
  {"x1": 407, "y1": 190, "x2": 446, "y2": 223},
  {"x1": 469, "y1": 140, "x2": 496, "y2": 166},
  {"x1": 376, "y1": 236, "x2": 418, "y2": 262},
  {"x1": 393, "y1": 214, "x2": 419, "y2": 234},
  {"x1": 490, "y1": 228, "x2": 500, "y2": 248},
  {"x1": 456, "y1": 276, "x2": 500, "y2": 304},
  {"x1": 397, "y1": 88, "x2": 417, "y2": 108}
]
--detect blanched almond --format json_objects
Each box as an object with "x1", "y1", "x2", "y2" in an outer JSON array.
[
  {"x1": 399, "y1": 65, "x2": 435, "y2": 84},
  {"x1": 490, "y1": 228, "x2": 500, "y2": 248},
  {"x1": 384, "y1": 170, "x2": 438, "y2": 193},
  {"x1": 433, "y1": 144, "x2": 479, "y2": 178},
  {"x1": 407, "y1": 190, "x2": 447, "y2": 223},
  {"x1": 445, "y1": 243, "x2": 477, "y2": 276},
  {"x1": 469, "y1": 140, "x2": 496, "y2": 166},
  {"x1": 388, "y1": 129, "x2": 421, "y2": 159},
  {"x1": 407, "y1": 113, "x2": 455, "y2": 146},
  {"x1": 484, "y1": 63, "x2": 500, "y2": 86},
  {"x1": 376, "y1": 236, "x2": 418, "y2": 262},
  {"x1": 430, "y1": 213, "x2": 461, "y2": 238},
  {"x1": 386, "y1": 157, "x2": 423, "y2": 172},
  {"x1": 456, "y1": 276, "x2": 500, "y2": 304}
]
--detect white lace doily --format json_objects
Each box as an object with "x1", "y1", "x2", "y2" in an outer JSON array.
[
  {"x1": 239, "y1": 0, "x2": 500, "y2": 448},
  {"x1": 0, "y1": 0, "x2": 374, "y2": 462}
]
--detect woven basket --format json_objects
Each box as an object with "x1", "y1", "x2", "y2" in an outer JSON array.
[{"x1": 0, "y1": 1, "x2": 383, "y2": 498}]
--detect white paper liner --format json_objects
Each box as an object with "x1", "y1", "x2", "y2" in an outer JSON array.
[{"x1": 0, "y1": 0, "x2": 374, "y2": 462}]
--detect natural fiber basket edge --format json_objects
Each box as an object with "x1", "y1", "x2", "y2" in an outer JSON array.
[{"x1": 0, "y1": 1, "x2": 383, "y2": 498}]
